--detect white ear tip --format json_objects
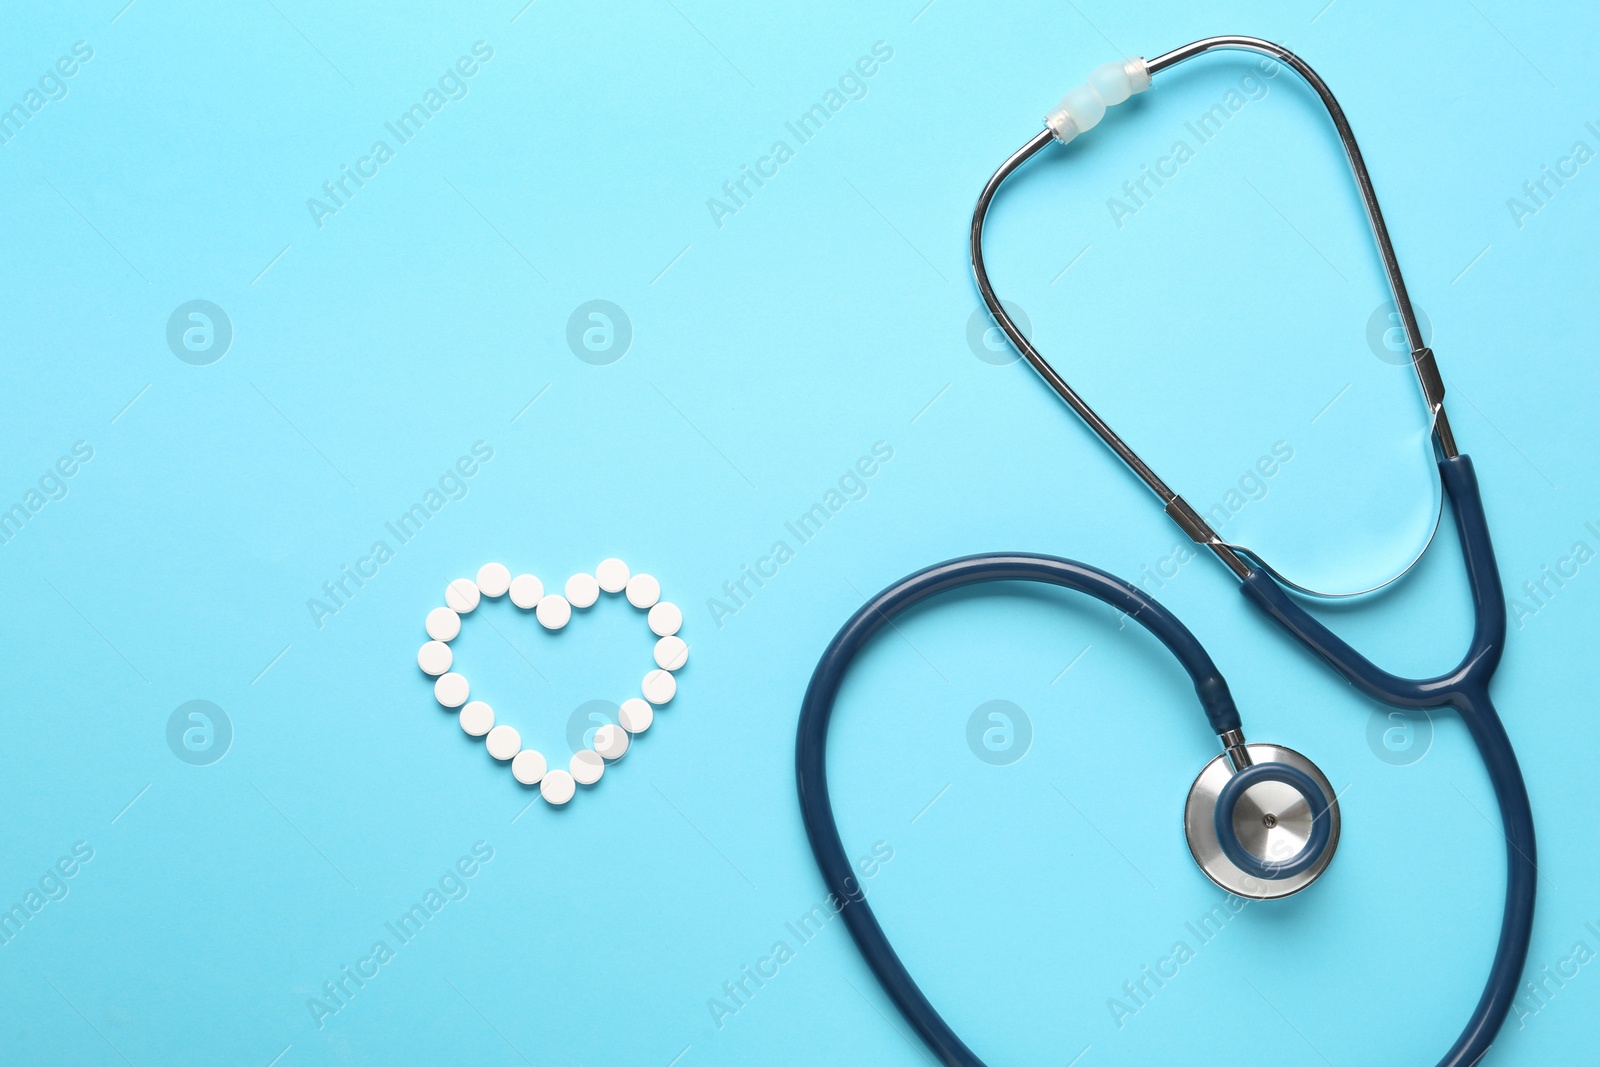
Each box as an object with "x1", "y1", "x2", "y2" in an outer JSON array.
[
  {"x1": 1063, "y1": 85, "x2": 1107, "y2": 132},
  {"x1": 1088, "y1": 58, "x2": 1150, "y2": 104},
  {"x1": 1045, "y1": 106, "x2": 1079, "y2": 144},
  {"x1": 1046, "y1": 56, "x2": 1150, "y2": 145},
  {"x1": 1125, "y1": 56, "x2": 1152, "y2": 94}
]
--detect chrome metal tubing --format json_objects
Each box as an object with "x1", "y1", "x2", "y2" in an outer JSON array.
[
  {"x1": 968, "y1": 132, "x2": 1254, "y2": 580},
  {"x1": 969, "y1": 36, "x2": 1458, "y2": 588},
  {"x1": 1148, "y1": 36, "x2": 1456, "y2": 456}
]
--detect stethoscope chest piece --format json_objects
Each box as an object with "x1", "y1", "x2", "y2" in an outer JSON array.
[{"x1": 1184, "y1": 743, "x2": 1340, "y2": 900}]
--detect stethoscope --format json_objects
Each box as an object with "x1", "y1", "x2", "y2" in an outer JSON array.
[{"x1": 795, "y1": 37, "x2": 1535, "y2": 1067}]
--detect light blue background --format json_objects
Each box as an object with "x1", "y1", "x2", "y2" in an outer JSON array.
[{"x1": 1, "y1": 1, "x2": 1597, "y2": 1064}]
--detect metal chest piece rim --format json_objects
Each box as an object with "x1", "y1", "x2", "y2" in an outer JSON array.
[{"x1": 1184, "y1": 742, "x2": 1341, "y2": 900}]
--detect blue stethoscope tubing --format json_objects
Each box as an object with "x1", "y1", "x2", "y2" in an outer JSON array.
[
  {"x1": 797, "y1": 33, "x2": 1535, "y2": 1067},
  {"x1": 795, "y1": 553, "x2": 1246, "y2": 1067},
  {"x1": 1245, "y1": 455, "x2": 1535, "y2": 1065},
  {"x1": 796, "y1": 467, "x2": 1534, "y2": 1067}
]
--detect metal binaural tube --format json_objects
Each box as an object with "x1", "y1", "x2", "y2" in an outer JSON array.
[
  {"x1": 970, "y1": 36, "x2": 1460, "y2": 593},
  {"x1": 968, "y1": 131, "x2": 1254, "y2": 580},
  {"x1": 1146, "y1": 36, "x2": 1457, "y2": 457}
]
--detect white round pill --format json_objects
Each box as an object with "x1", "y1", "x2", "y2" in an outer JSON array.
[
  {"x1": 596, "y1": 557, "x2": 630, "y2": 593},
  {"x1": 642, "y1": 668, "x2": 677, "y2": 705},
  {"x1": 426, "y1": 607, "x2": 461, "y2": 641},
  {"x1": 512, "y1": 749, "x2": 547, "y2": 785},
  {"x1": 593, "y1": 723, "x2": 630, "y2": 760},
  {"x1": 459, "y1": 701, "x2": 494, "y2": 736},
  {"x1": 509, "y1": 573, "x2": 544, "y2": 609},
  {"x1": 445, "y1": 578, "x2": 480, "y2": 613},
  {"x1": 571, "y1": 749, "x2": 605, "y2": 785},
  {"x1": 565, "y1": 572, "x2": 600, "y2": 609},
  {"x1": 417, "y1": 641, "x2": 453, "y2": 676},
  {"x1": 626, "y1": 573, "x2": 661, "y2": 609},
  {"x1": 536, "y1": 594, "x2": 572, "y2": 630},
  {"x1": 541, "y1": 769, "x2": 576, "y2": 805},
  {"x1": 654, "y1": 635, "x2": 688, "y2": 671},
  {"x1": 476, "y1": 562, "x2": 511, "y2": 597},
  {"x1": 434, "y1": 672, "x2": 470, "y2": 708},
  {"x1": 619, "y1": 697, "x2": 654, "y2": 734},
  {"x1": 486, "y1": 724, "x2": 521, "y2": 760},
  {"x1": 647, "y1": 601, "x2": 682, "y2": 637}
]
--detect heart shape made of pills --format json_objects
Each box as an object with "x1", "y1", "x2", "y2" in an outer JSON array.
[{"x1": 416, "y1": 557, "x2": 686, "y2": 807}]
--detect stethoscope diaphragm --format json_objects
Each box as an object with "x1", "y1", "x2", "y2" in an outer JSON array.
[{"x1": 1183, "y1": 743, "x2": 1340, "y2": 900}]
